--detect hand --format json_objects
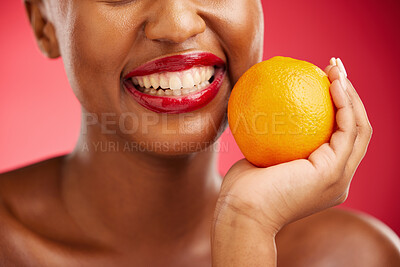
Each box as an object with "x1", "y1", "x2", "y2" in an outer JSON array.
[{"x1": 211, "y1": 58, "x2": 372, "y2": 266}]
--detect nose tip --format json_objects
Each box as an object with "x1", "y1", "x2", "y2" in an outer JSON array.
[{"x1": 144, "y1": 3, "x2": 206, "y2": 44}]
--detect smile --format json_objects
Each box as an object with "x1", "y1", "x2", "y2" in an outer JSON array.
[{"x1": 123, "y1": 52, "x2": 226, "y2": 114}]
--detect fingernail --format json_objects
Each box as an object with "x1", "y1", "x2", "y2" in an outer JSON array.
[
  {"x1": 330, "y1": 57, "x2": 337, "y2": 66},
  {"x1": 336, "y1": 58, "x2": 348, "y2": 78},
  {"x1": 339, "y1": 71, "x2": 347, "y2": 90}
]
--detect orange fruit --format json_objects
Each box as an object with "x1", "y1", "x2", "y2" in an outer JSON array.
[{"x1": 228, "y1": 56, "x2": 335, "y2": 167}]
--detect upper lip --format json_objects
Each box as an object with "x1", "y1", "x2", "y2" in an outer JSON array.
[{"x1": 123, "y1": 51, "x2": 226, "y2": 79}]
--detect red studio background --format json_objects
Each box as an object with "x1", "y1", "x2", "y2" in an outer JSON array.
[{"x1": 0, "y1": 1, "x2": 399, "y2": 234}]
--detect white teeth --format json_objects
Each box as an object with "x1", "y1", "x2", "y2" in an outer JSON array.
[
  {"x1": 150, "y1": 74, "x2": 159, "y2": 89},
  {"x1": 169, "y1": 75, "x2": 182, "y2": 90},
  {"x1": 172, "y1": 90, "x2": 182, "y2": 96},
  {"x1": 182, "y1": 73, "x2": 195, "y2": 88},
  {"x1": 199, "y1": 81, "x2": 210, "y2": 90},
  {"x1": 160, "y1": 74, "x2": 169, "y2": 89},
  {"x1": 143, "y1": 76, "x2": 151, "y2": 88},
  {"x1": 193, "y1": 70, "x2": 201, "y2": 85},
  {"x1": 200, "y1": 68, "x2": 206, "y2": 81},
  {"x1": 132, "y1": 66, "x2": 217, "y2": 96},
  {"x1": 138, "y1": 77, "x2": 144, "y2": 87},
  {"x1": 206, "y1": 67, "x2": 214, "y2": 81},
  {"x1": 139, "y1": 84, "x2": 208, "y2": 96}
]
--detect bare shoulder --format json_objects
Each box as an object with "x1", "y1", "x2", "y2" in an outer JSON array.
[
  {"x1": 0, "y1": 156, "x2": 70, "y2": 262},
  {"x1": 276, "y1": 208, "x2": 400, "y2": 267},
  {"x1": 0, "y1": 156, "x2": 66, "y2": 213}
]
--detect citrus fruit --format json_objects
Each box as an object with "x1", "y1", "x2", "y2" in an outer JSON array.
[{"x1": 228, "y1": 56, "x2": 335, "y2": 167}]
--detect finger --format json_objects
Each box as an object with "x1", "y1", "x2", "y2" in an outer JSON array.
[
  {"x1": 337, "y1": 60, "x2": 372, "y2": 137},
  {"x1": 345, "y1": 78, "x2": 372, "y2": 144},
  {"x1": 336, "y1": 58, "x2": 348, "y2": 77},
  {"x1": 309, "y1": 78, "x2": 356, "y2": 171},
  {"x1": 327, "y1": 77, "x2": 357, "y2": 162},
  {"x1": 324, "y1": 65, "x2": 334, "y2": 76},
  {"x1": 331, "y1": 59, "x2": 372, "y2": 167},
  {"x1": 327, "y1": 65, "x2": 341, "y2": 84},
  {"x1": 323, "y1": 57, "x2": 338, "y2": 77},
  {"x1": 330, "y1": 57, "x2": 337, "y2": 67},
  {"x1": 326, "y1": 61, "x2": 372, "y2": 183},
  {"x1": 340, "y1": 78, "x2": 373, "y2": 177}
]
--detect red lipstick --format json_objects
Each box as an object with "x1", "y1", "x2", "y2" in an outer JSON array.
[
  {"x1": 124, "y1": 52, "x2": 225, "y2": 78},
  {"x1": 123, "y1": 52, "x2": 226, "y2": 114}
]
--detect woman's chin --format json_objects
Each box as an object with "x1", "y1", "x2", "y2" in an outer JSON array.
[{"x1": 113, "y1": 119, "x2": 228, "y2": 157}]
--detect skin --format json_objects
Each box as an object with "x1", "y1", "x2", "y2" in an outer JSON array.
[{"x1": 0, "y1": 0, "x2": 399, "y2": 266}]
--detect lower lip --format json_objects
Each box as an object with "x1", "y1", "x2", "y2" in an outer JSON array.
[{"x1": 124, "y1": 68, "x2": 226, "y2": 114}]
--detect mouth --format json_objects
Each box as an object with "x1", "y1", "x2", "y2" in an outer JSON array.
[{"x1": 123, "y1": 52, "x2": 226, "y2": 114}]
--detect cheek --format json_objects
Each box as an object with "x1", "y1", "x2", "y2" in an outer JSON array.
[
  {"x1": 210, "y1": 0, "x2": 264, "y2": 85},
  {"x1": 60, "y1": 3, "x2": 142, "y2": 112}
]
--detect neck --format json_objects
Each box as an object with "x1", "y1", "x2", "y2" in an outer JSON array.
[{"x1": 61, "y1": 124, "x2": 222, "y2": 249}]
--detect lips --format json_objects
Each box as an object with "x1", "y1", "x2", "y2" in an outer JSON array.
[{"x1": 123, "y1": 52, "x2": 226, "y2": 114}]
